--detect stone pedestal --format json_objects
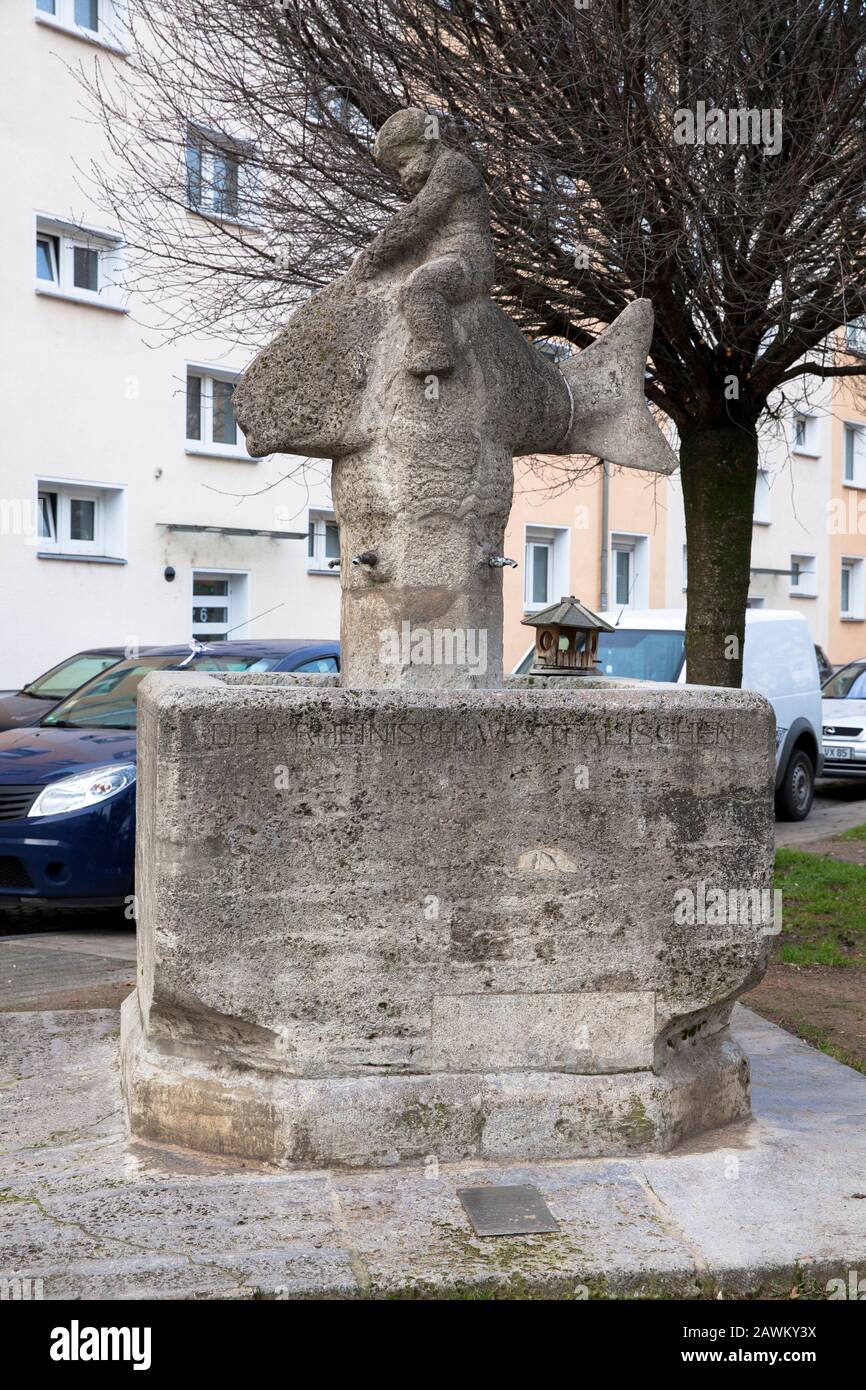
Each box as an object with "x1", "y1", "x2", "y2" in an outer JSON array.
[{"x1": 121, "y1": 671, "x2": 774, "y2": 1168}]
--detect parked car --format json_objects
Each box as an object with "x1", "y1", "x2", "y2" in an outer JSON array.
[
  {"x1": 0, "y1": 648, "x2": 125, "y2": 732},
  {"x1": 515, "y1": 607, "x2": 822, "y2": 821},
  {"x1": 820, "y1": 658, "x2": 866, "y2": 780},
  {"x1": 0, "y1": 639, "x2": 339, "y2": 914},
  {"x1": 814, "y1": 644, "x2": 834, "y2": 685}
]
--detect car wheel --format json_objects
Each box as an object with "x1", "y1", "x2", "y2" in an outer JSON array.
[{"x1": 775, "y1": 748, "x2": 815, "y2": 822}]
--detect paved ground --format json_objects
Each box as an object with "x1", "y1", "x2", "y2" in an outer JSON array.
[
  {"x1": 0, "y1": 927, "x2": 135, "y2": 1012},
  {"x1": 1, "y1": 1003, "x2": 864, "y2": 1299},
  {"x1": 1, "y1": 810, "x2": 865, "y2": 1299},
  {"x1": 776, "y1": 778, "x2": 866, "y2": 847}
]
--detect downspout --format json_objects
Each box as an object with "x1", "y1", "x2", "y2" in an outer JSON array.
[{"x1": 599, "y1": 459, "x2": 609, "y2": 609}]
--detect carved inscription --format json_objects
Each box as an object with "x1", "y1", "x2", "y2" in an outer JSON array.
[{"x1": 187, "y1": 713, "x2": 758, "y2": 753}]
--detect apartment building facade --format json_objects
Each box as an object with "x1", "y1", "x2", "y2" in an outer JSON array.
[
  {"x1": 4, "y1": 5, "x2": 866, "y2": 690},
  {"x1": 0, "y1": 1, "x2": 340, "y2": 689},
  {"x1": 504, "y1": 352, "x2": 866, "y2": 674}
]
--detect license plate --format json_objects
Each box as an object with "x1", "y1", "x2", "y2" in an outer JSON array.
[{"x1": 825, "y1": 745, "x2": 854, "y2": 760}]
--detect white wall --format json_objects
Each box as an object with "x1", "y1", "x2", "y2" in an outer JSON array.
[{"x1": 0, "y1": 5, "x2": 340, "y2": 688}]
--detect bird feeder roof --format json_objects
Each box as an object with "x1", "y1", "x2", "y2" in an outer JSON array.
[{"x1": 521, "y1": 596, "x2": 615, "y2": 632}]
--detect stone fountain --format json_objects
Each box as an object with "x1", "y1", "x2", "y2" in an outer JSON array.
[{"x1": 121, "y1": 110, "x2": 773, "y2": 1167}]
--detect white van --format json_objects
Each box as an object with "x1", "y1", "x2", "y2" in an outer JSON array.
[{"x1": 516, "y1": 608, "x2": 823, "y2": 821}]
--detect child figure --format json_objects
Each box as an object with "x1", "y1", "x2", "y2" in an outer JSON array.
[{"x1": 354, "y1": 108, "x2": 496, "y2": 376}]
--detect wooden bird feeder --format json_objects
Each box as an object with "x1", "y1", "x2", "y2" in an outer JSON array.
[{"x1": 521, "y1": 596, "x2": 615, "y2": 674}]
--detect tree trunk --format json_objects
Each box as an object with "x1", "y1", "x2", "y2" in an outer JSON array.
[{"x1": 679, "y1": 424, "x2": 758, "y2": 688}]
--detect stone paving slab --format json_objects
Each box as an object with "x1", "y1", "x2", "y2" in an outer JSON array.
[
  {"x1": 1, "y1": 1004, "x2": 865, "y2": 1299},
  {"x1": 0, "y1": 939, "x2": 135, "y2": 1012}
]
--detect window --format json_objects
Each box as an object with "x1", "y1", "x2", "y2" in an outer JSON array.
[
  {"x1": 610, "y1": 533, "x2": 649, "y2": 609},
  {"x1": 186, "y1": 129, "x2": 255, "y2": 223},
  {"x1": 307, "y1": 511, "x2": 341, "y2": 572},
  {"x1": 845, "y1": 317, "x2": 866, "y2": 357},
  {"x1": 295, "y1": 656, "x2": 339, "y2": 674},
  {"x1": 35, "y1": 480, "x2": 126, "y2": 561},
  {"x1": 841, "y1": 558, "x2": 865, "y2": 620},
  {"x1": 524, "y1": 525, "x2": 569, "y2": 610},
  {"x1": 23, "y1": 652, "x2": 120, "y2": 699},
  {"x1": 37, "y1": 492, "x2": 57, "y2": 542},
  {"x1": 34, "y1": 216, "x2": 124, "y2": 309},
  {"x1": 753, "y1": 468, "x2": 771, "y2": 524},
  {"x1": 185, "y1": 369, "x2": 245, "y2": 455},
  {"x1": 613, "y1": 546, "x2": 632, "y2": 605},
  {"x1": 36, "y1": 234, "x2": 59, "y2": 283},
  {"x1": 34, "y1": 0, "x2": 127, "y2": 49},
  {"x1": 75, "y1": 0, "x2": 98, "y2": 28},
  {"x1": 823, "y1": 662, "x2": 866, "y2": 699},
  {"x1": 191, "y1": 571, "x2": 248, "y2": 642},
  {"x1": 73, "y1": 246, "x2": 98, "y2": 291},
  {"x1": 791, "y1": 414, "x2": 820, "y2": 454},
  {"x1": 790, "y1": 554, "x2": 816, "y2": 597},
  {"x1": 527, "y1": 537, "x2": 552, "y2": 605},
  {"x1": 843, "y1": 423, "x2": 866, "y2": 487}
]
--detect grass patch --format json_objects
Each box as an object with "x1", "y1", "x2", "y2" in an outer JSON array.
[
  {"x1": 838, "y1": 821, "x2": 866, "y2": 842},
  {"x1": 774, "y1": 848, "x2": 866, "y2": 967}
]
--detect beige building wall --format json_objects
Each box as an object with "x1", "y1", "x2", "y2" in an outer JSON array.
[
  {"x1": 827, "y1": 357, "x2": 866, "y2": 665},
  {"x1": 504, "y1": 349, "x2": 866, "y2": 676},
  {"x1": 503, "y1": 457, "x2": 669, "y2": 672}
]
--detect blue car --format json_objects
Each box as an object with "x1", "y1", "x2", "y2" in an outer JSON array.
[{"x1": 0, "y1": 640, "x2": 339, "y2": 914}]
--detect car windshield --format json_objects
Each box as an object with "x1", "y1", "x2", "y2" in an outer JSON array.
[
  {"x1": 823, "y1": 663, "x2": 866, "y2": 699},
  {"x1": 21, "y1": 653, "x2": 120, "y2": 699},
  {"x1": 41, "y1": 653, "x2": 285, "y2": 729},
  {"x1": 517, "y1": 628, "x2": 685, "y2": 682},
  {"x1": 594, "y1": 629, "x2": 685, "y2": 681}
]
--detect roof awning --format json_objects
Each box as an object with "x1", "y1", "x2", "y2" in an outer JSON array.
[{"x1": 158, "y1": 523, "x2": 307, "y2": 539}]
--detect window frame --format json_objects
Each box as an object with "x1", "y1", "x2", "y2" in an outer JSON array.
[
  {"x1": 34, "y1": 214, "x2": 125, "y2": 312},
  {"x1": 753, "y1": 467, "x2": 772, "y2": 525},
  {"x1": 609, "y1": 531, "x2": 650, "y2": 610},
  {"x1": 789, "y1": 553, "x2": 817, "y2": 598},
  {"x1": 845, "y1": 317, "x2": 866, "y2": 358},
  {"x1": 523, "y1": 524, "x2": 570, "y2": 612},
  {"x1": 843, "y1": 421, "x2": 866, "y2": 489},
  {"x1": 791, "y1": 414, "x2": 820, "y2": 457},
  {"x1": 36, "y1": 232, "x2": 60, "y2": 286},
  {"x1": 307, "y1": 510, "x2": 341, "y2": 574},
  {"x1": 37, "y1": 491, "x2": 58, "y2": 544},
  {"x1": 34, "y1": 0, "x2": 129, "y2": 55},
  {"x1": 612, "y1": 543, "x2": 634, "y2": 608},
  {"x1": 184, "y1": 365, "x2": 249, "y2": 458},
  {"x1": 841, "y1": 557, "x2": 865, "y2": 621},
  {"x1": 34, "y1": 477, "x2": 126, "y2": 562},
  {"x1": 526, "y1": 538, "x2": 553, "y2": 608},
  {"x1": 185, "y1": 127, "x2": 258, "y2": 228}
]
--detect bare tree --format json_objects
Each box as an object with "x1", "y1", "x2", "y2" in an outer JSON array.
[{"x1": 80, "y1": 0, "x2": 866, "y2": 684}]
